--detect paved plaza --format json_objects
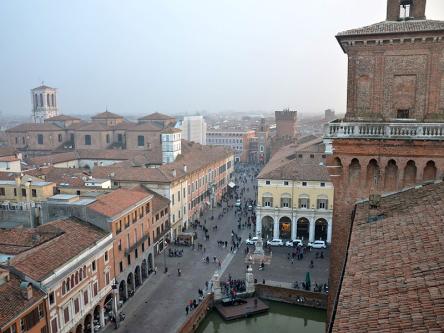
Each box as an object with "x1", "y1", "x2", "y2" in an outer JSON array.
[{"x1": 103, "y1": 165, "x2": 329, "y2": 333}]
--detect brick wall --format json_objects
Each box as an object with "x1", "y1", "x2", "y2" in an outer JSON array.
[{"x1": 177, "y1": 294, "x2": 214, "y2": 333}]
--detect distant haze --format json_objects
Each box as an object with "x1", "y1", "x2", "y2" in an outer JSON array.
[{"x1": 0, "y1": 0, "x2": 443, "y2": 119}]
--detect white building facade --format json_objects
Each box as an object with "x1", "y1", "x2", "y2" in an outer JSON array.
[
  {"x1": 31, "y1": 85, "x2": 58, "y2": 123},
  {"x1": 178, "y1": 116, "x2": 207, "y2": 145}
]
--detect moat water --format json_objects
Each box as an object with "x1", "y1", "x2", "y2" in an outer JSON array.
[{"x1": 196, "y1": 301, "x2": 326, "y2": 333}]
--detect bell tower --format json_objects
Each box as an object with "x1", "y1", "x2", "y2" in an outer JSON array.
[
  {"x1": 325, "y1": 0, "x2": 444, "y2": 327},
  {"x1": 31, "y1": 84, "x2": 58, "y2": 123}
]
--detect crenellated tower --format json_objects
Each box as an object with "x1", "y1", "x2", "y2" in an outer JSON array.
[{"x1": 325, "y1": 0, "x2": 444, "y2": 326}]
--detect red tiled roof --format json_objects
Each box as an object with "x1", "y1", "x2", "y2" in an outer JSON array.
[
  {"x1": 6, "y1": 123, "x2": 63, "y2": 132},
  {"x1": 0, "y1": 271, "x2": 45, "y2": 329},
  {"x1": 45, "y1": 115, "x2": 80, "y2": 121},
  {"x1": 75, "y1": 122, "x2": 111, "y2": 131},
  {"x1": 91, "y1": 111, "x2": 123, "y2": 119},
  {"x1": 0, "y1": 147, "x2": 18, "y2": 158},
  {"x1": 0, "y1": 224, "x2": 63, "y2": 255},
  {"x1": 88, "y1": 188, "x2": 152, "y2": 218},
  {"x1": 127, "y1": 122, "x2": 163, "y2": 132},
  {"x1": 92, "y1": 140, "x2": 233, "y2": 183},
  {"x1": 130, "y1": 185, "x2": 170, "y2": 212},
  {"x1": 9, "y1": 218, "x2": 109, "y2": 281},
  {"x1": 332, "y1": 181, "x2": 444, "y2": 332},
  {"x1": 138, "y1": 112, "x2": 175, "y2": 121}
]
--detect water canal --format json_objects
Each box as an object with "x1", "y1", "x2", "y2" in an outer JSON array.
[{"x1": 196, "y1": 301, "x2": 326, "y2": 333}]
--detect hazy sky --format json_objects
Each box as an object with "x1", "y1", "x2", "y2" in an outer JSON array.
[{"x1": 1, "y1": 0, "x2": 443, "y2": 119}]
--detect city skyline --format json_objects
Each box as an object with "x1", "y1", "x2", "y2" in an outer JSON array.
[{"x1": 1, "y1": 0, "x2": 443, "y2": 119}]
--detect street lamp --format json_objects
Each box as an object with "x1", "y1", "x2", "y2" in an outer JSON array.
[{"x1": 163, "y1": 240, "x2": 168, "y2": 273}]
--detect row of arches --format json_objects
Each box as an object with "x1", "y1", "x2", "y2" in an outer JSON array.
[
  {"x1": 118, "y1": 254, "x2": 153, "y2": 303},
  {"x1": 73, "y1": 293, "x2": 114, "y2": 333},
  {"x1": 260, "y1": 216, "x2": 329, "y2": 242},
  {"x1": 334, "y1": 157, "x2": 440, "y2": 192}
]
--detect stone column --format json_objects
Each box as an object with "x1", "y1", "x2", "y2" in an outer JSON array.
[
  {"x1": 255, "y1": 213, "x2": 262, "y2": 237},
  {"x1": 327, "y1": 219, "x2": 332, "y2": 244},
  {"x1": 90, "y1": 312, "x2": 94, "y2": 332},
  {"x1": 273, "y1": 215, "x2": 279, "y2": 239},
  {"x1": 309, "y1": 217, "x2": 315, "y2": 243},
  {"x1": 291, "y1": 216, "x2": 297, "y2": 240},
  {"x1": 245, "y1": 266, "x2": 255, "y2": 294},
  {"x1": 100, "y1": 307, "x2": 105, "y2": 327}
]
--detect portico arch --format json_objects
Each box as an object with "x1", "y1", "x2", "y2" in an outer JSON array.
[
  {"x1": 261, "y1": 216, "x2": 274, "y2": 240},
  {"x1": 423, "y1": 160, "x2": 437, "y2": 181},
  {"x1": 135, "y1": 266, "x2": 141, "y2": 287},
  {"x1": 76, "y1": 325, "x2": 83, "y2": 333},
  {"x1": 119, "y1": 280, "x2": 127, "y2": 302},
  {"x1": 142, "y1": 259, "x2": 148, "y2": 279},
  {"x1": 297, "y1": 217, "x2": 309, "y2": 241},
  {"x1": 83, "y1": 313, "x2": 92, "y2": 333},
  {"x1": 127, "y1": 272, "x2": 134, "y2": 297},
  {"x1": 315, "y1": 218, "x2": 328, "y2": 241},
  {"x1": 278, "y1": 216, "x2": 291, "y2": 240},
  {"x1": 148, "y1": 253, "x2": 153, "y2": 274}
]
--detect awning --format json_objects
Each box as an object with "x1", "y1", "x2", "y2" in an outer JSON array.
[{"x1": 228, "y1": 182, "x2": 236, "y2": 188}]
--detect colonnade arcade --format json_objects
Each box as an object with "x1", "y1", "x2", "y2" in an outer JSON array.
[{"x1": 257, "y1": 213, "x2": 332, "y2": 243}]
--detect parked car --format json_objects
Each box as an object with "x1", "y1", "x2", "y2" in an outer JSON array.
[
  {"x1": 235, "y1": 199, "x2": 241, "y2": 207},
  {"x1": 285, "y1": 239, "x2": 303, "y2": 247},
  {"x1": 267, "y1": 239, "x2": 284, "y2": 246},
  {"x1": 308, "y1": 240, "x2": 327, "y2": 249},
  {"x1": 245, "y1": 237, "x2": 259, "y2": 245}
]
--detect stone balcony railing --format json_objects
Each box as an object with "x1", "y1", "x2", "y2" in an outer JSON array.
[{"x1": 324, "y1": 121, "x2": 444, "y2": 140}]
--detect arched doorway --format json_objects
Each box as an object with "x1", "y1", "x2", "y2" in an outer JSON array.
[
  {"x1": 135, "y1": 266, "x2": 141, "y2": 288},
  {"x1": 297, "y1": 218, "x2": 309, "y2": 241},
  {"x1": 119, "y1": 280, "x2": 127, "y2": 302},
  {"x1": 142, "y1": 259, "x2": 148, "y2": 280},
  {"x1": 93, "y1": 305, "x2": 101, "y2": 329},
  {"x1": 103, "y1": 293, "x2": 113, "y2": 323},
  {"x1": 76, "y1": 325, "x2": 83, "y2": 333},
  {"x1": 315, "y1": 218, "x2": 328, "y2": 241},
  {"x1": 148, "y1": 253, "x2": 153, "y2": 274},
  {"x1": 84, "y1": 313, "x2": 92, "y2": 333},
  {"x1": 423, "y1": 160, "x2": 437, "y2": 181},
  {"x1": 127, "y1": 273, "x2": 134, "y2": 297},
  {"x1": 279, "y1": 217, "x2": 291, "y2": 240},
  {"x1": 261, "y1": 216, "x2": 274, "y2": 240}
]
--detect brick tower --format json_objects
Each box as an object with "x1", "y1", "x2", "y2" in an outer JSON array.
[
  {"x1": 325, "y1": 0, "x2": 444, "y2": 326},
  {"x1": 275, "y1": 109, "x2": 297, "y2": 139}
]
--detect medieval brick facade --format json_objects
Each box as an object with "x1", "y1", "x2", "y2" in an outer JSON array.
[{"x1": 325, "y1": 0, "x2": 444, "y2": 327}]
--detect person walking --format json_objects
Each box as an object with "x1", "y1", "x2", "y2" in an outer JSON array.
[{"x1": 186, "y1": 305, "x2": 189, "y2": 315}]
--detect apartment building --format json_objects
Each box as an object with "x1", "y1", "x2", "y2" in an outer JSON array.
[
  {"x1": 1, "y1": 218, "x2": 114, "y2": 333},
  {"x1": 256, "y1": 138, "x2": 333, "y2": 243},
  {"x1": 206, "y1": 129, "x2": 255, "y2": 162}
]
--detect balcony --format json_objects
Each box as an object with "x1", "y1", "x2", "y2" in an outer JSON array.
[{"x1": 324, "y1": 121, "x2": 444, "y2": 141}]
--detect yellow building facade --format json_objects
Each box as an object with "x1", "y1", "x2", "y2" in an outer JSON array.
[{"x1": 256, "y1": 139, "x2": 333, "y2": 243}]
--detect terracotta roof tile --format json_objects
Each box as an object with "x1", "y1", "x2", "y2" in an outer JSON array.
[
  {"x1": 88, "y1": 188, "x2": 152, "y2": 218},
  {"x1": 0, "y1": 270, "x2": 45, "y2": 328},
  {"x1": 332, "y1": 181, "x2": 444, "y2": 332},
  {"x1": 138, "y1": 112, "x2": 175, "y2": 121},
  {"x1": 91, "y1": 111, "x2": 123, "y2": 119},
  {"x1": 6, "y1": 123, "x2": 63, "y2": 132},
  {"x1": 8, "y1": 218, "x2": 109, "y2": 281},
  {"x1": 337, "y1": 19, "x2": 444, "y2": 37},
  {"x1": 44, "y1": 115, "x2": 80, "y2": 121}
]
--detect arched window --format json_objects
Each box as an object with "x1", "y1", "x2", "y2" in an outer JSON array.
[
  {"x1": 262, "y1": 192, "x2": 273, "y2": 207},
  {"x1": 316, "y1": 194, "x2": 329, "y2": 209},
  {"x1": 39, "y1": 94, "x2": 43, "y2": 107},
  {"x1": 79, "y1": 269, "x2": 83, "y2": 281},
  {"x1": 298, "y1": 194, "x2": 310, "y2": 209},
  {"x1": 33, "y1": 94, "x2": 38, "y2": 108},
  {"x1": 75, "y1": 272, "x2": 79, "y2": 284},
  {"x1": 37, "y1": 134, "x2": 44, "y2": 145},
  {"x1": 62, "y1": 281, "x2": 66, "y2": 294},
  {"x1": 51, "y1": 94, "x2": 55, "y2": 107},
  {"x1": 280, "y1": 193, "x2": 292, "y2": 208},
  {"x1": 58, "y1": 134, "x2": 63, "y2": 142},
  {"x1": 47, "y1": 94, "x2": 50, "y2": 106},
  {"x1": 66, "y1": 277, "x2": 70, "y2": 291},
  {"x1": 71, "y1": 274, "x2": 74, "y2": 288},
  {"x1": 83, "y1": 266, "x2": 87, "y2": 278},
  {"x1": 84, "y1": 135, "x2": 92, "y2": 145}
]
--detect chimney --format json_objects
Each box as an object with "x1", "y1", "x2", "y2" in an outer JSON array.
[
  {"x1": 172, "y1": 169, "x2": 176, "y2": 177},
  {"x1": 20, "y1": 282, "x2": 33, "y2": 300},
  {"x1": 183, "y1": 165, "x2": 187, "y2": 173}
]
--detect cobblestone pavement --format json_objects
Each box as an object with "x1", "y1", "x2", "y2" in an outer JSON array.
[{"x1": 103, "y1": 166, "x2": 257, "y2": 333}]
